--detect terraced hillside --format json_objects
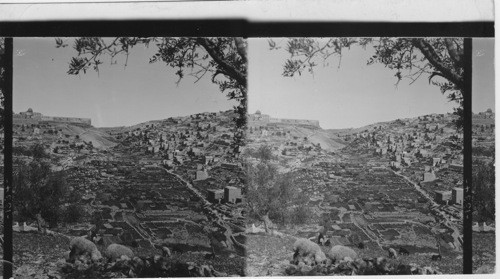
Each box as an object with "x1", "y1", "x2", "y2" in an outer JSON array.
[
  {"x1": 12, "y1": 110, "x2": 246, "y2": 277},
  {"x1": 244, "y1": 111, "x2": 469, "y2": 275}
]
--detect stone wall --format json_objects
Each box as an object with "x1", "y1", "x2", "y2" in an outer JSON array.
[
  {"x1": 41, "y1": 116, "x2": 91, "y2": 126},
  {"x1": 248, "y1": 114, "x2": 271, "y2": 127},
  {"x1": 270, "y1": 117, "x2": 320, "y2": 127},
  {"x1": 13, "y1": 111, "x2": 91, "y2": 126},
  {"x1": 248, "y1": 113, "x2": 320, "y2": 128}
]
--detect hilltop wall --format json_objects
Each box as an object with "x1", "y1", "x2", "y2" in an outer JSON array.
[
  {"x1": 248, "y1": 114, "x2": 270, "y2": 127},
  {"x1": 269, "y1": 117, "x2": 320, "y2": 127},
  {"x1": 248, "y1": 113, "x2": 320, "y2": 128},
  {"x1": 41, "y1": 116, "x2": 91, "y2": 126},
  {"x1": 13, "y1": 109, "x2": 91, "y2": 126}
]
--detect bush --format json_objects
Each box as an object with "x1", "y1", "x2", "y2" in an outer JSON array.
[
  {"x1": 472, "y1": 146, "x2": 495, "y2": 157},
  {"x1": 246, "y1": 161, "x2": 312, "y2": 228},
  {"x1": 290, "y1": 205, "x2": 313, "y2": 225},
  {"x1": 254, "y1": 145, "x2": 274, "y2": 161},
  {"x1": 472, "y1": 160, "x2": 495, "y2": 222},
  {"x1": 13, "y1": 144, "x2": 48, "y2": 158},
  {"x1": 14, "y1": 159, "x2": 68, "y2": 227},
  {"x1": 63, "y1": 204, "x2": 84, "y2": 224}
]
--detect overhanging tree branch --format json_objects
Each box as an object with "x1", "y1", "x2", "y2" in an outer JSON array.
[
  {"x1": 412, "y1": 38, "x2": 464, "y2": 90},
  {"x1": 444, "y1": 38, "x2": 463, "y2": 69},
  {"x1": 234, "y1": 37, "x2": 247, "y2": 64},
  {"x1": 197, "y1": 38, "x2": 247, "y2": 88}
]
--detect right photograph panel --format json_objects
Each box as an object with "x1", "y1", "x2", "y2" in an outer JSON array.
[
  {"x1": 244, "y1": 37, "x2": 494, "y2": 275},
  {"x1": 471, "y1": 38, "x2": 495, "y2": 274}
]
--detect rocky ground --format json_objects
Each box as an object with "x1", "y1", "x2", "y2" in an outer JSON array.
[
  {"x1": 245, "y1": 233, "x2": 296, "y2": 276},
  {"x1": 13, "y1": 232, "x2": 70, "y2": 278},
  {"x1": 245, "y1": 229, "x2": 465, "y2": 276},
  {"x1": 245, "y1": 233, "x2": 451, "y2": 276},
  {"x1": 10, "y1": 231, "x2": 245, "y2": 278},
  {"x1": 472, "y1": 232, "x2": 496, "y2": 273}
]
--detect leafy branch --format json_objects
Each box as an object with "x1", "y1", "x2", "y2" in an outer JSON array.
[
  {"x1": 60, "y1": 37, "x2": 248, "y2": 152},
  {"x1": 277, "y1": 37, "x2": 465, "y2": 129}
]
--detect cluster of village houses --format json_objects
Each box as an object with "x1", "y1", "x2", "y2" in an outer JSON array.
[
  {"x1": 121, "y1": 111, "x2": 244, "y2": 204},
  {"x1": 11, "y1": 109, "x2": 246, "y2": 253},
  {"x1": 246, "y1": 112, "x2": 475, "y2": 252}
]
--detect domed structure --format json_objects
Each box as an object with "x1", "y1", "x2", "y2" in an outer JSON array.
[
  {"x1": 26, "y1": 108, "x2": 34, "y2": 116},
  {"x1": 255, "y1": 110, "x2": 261, "y2": 115}
]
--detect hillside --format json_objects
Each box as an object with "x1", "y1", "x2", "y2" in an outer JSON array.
[
  {"x1": 12, "y1": 110, "x2": 246, "y2": 278},
  {"x1": 244, "y1": 111, "x2": 473, "y2": 275},
  {"x1": 14, "y1": 121, "x2": 118, "y2": 155}
]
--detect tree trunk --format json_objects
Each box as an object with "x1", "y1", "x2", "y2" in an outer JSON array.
[
  {"x1": 36, "y1": 213, "x2": 47, "y2": 235},
  {"x1": 262, "y1": 213, "x2": 273, "y2": 233}
]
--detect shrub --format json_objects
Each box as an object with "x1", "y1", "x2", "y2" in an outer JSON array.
[
  {"x1": 254, "y1": 145, "x2": 274, "y2": 161},
  {"x1": 63, "y1": 204, "x2": 84, "y2": 224},
  {"x1": 14, "y1": 159, "x2": 68, "y2": 227}
]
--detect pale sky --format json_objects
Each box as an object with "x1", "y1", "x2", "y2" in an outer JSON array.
[
  {"x1": 13, "y1": 38, "x2": 494, "y2": 129},
  {"x1": 13, "y1": 38, "x2": 238, "y2": 127},
  {"x1": 248, "y1": 38, "x2": 495, "y2": 129},
  {"x1": 472, "y1": 38, "x2": 495, "y2": 113}
]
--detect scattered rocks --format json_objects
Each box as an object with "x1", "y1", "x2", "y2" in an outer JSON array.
[
  {"x1": 284, "y1": 253, "x2": 443, "y2": 276},
  {"x1": 59, "y1": 253, "x2": 232, "y2": 277}
]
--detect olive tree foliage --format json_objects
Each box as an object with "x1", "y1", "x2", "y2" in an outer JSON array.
[
  {"x1": 472, "y1": 159, "x2": 495, "y2": 222},
  {"x1": 0, "y1": 38, "x2": 5, "y2": 128},
  {"x1": 242, "y1": 144, "x2": 275, "y2": 162},
  {"x1": 271, "y1": 37, "x2": 465, "y2": 128},
  {"x1": 13, "y1": 158, "x2": 68, "y2": 229},
  {"x1": 57, "y1": 37, "x2": 247, "y2": 148},
  {"x1": 245, "y1": 160, "x2": 311, "y2": 232}
]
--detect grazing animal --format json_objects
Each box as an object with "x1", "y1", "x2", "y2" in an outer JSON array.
[
  {"x1": 88, "y1": 229, "x2": 97, "y2": 242},
  {"x1": 399, "y1": 247, "x2": 410, "y2": 256},
  {"x1": 105, "y1": 243, "x2": 134, "y2": 261},
  {"x1": 324, "y1": 239, "x2": 331, "y2": 247},
  {"x1": 69, "y1": 236, "x2": 102, "y2": 263},
  {"x1": 431, "y1": 254, "x2": 442, "y2": 261},
  {"x1": 317, "y1": 232, "x2": 325, "y2": 245},
  {"x1": 162, "y1": 246, "x2": 172, "y2": 257},
  {"x1": 327, "y1": 245, "x2": 358, "y2": 262},
  {"x1": 293, "y1": 238, "x2": 327, "y2": 265},
  {"x1": 388, "y1": 248, "x2": 398, "y2": 259}
]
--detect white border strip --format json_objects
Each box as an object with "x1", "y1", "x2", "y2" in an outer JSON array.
[{"x1": 0, "y1": 0, "x2": 495, "y2": 22}]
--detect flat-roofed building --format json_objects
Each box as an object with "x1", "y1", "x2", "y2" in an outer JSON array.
[
  {"x1": 435, "y1": 190, "x2": 452, "y2": 205},
  {"x1": 224, "y1": 186, "x2": 242, "y2": 204},
  {"x1": 207, "y1": 189, "x2": 224, "y2": 204},
  {"x1": 452, "y1": 187, "x2": 464, "y2": 205},
  {"x1": 196, "y1": 170, "x2": 209, "y2": 181},
  {"x1": 422, "y1": 170, "x2": 436, "y2": 182}
]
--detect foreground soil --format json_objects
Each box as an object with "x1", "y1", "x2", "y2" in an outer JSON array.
[
  {"x1": 11, "y1": 231, "x2": 245, "y2": 278},
  {"x1": 245, "y1": 232, "x2": 464, "y2": 276},
  {"x1": 472, "y1": 232, "x2": 496, "y2": 273}
]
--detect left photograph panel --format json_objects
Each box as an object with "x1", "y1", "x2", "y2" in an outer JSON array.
[
  {"x1": 0, "y1": 38, "x2": 5, "y2": 276},
  {"x1": 11, "y1": 37, "x2": 247, "y2": 278}
]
